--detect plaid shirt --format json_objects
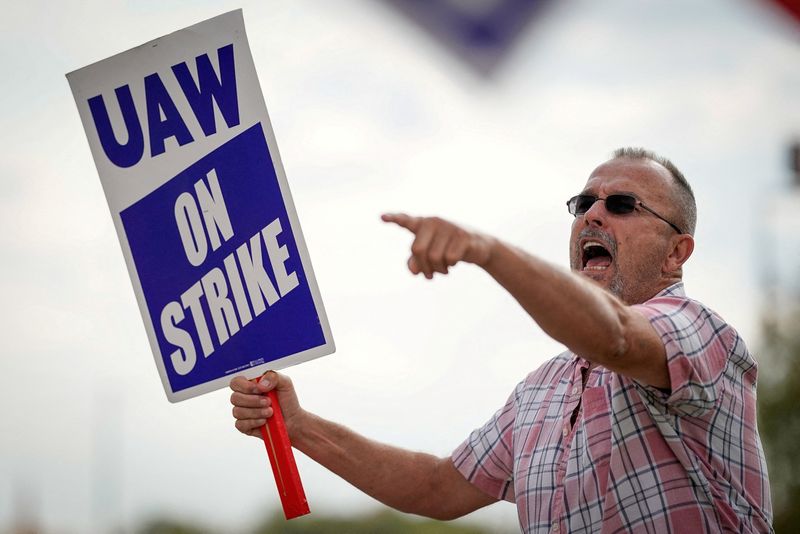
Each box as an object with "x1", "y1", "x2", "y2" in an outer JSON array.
[{"x1": 452, "y1": 283, "x2": 772, "y2": 533}]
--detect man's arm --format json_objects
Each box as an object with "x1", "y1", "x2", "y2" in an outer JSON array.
[
  {"x1": 381, "y1": 213, "x2": 669, "y2": 389},
  {"x1": 230, "y1": 372, "x2": 496, "y2": 520},
  {"x1": 484, "y1": 242, "x2": 669, "y2": 388}
]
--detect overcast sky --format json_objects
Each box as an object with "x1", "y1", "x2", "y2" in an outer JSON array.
[{"x1": 1, "y1": 0, "x2": 799, "y2": 532}]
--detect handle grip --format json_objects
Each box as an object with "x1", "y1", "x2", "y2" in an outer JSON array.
[{"x1": 255, "y1": 378, "x2": 310, "y2": 520}]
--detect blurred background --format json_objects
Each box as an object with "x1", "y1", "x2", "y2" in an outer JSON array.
[{"x1": 1, "y1": 0, "x2": 799, "y2": 532}]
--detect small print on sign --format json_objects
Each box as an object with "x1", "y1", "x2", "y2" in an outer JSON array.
[{"x1": 67, "y1": 10, "x2": 335, "y2": 402}]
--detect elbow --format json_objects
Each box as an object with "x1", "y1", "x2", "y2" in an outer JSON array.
[
  {"x1": 608, "y1": 330, "x2": 629, "y2": 362},
  {"x1": 417, "y1": 502, "x2": 468, "y2": 522},
  {"x1": 612, "y1": 302, "x2": 632, "y2": 358},
  {"x1": 590, "y1": 335, "x2": 627, "y2": 368},
  {"x1": 595, "y1": 307, "x2": 631, "y2": 364},
  {"x1": 403, "y1": 458, "x2": 471, "y2": 521},
  {"x1": 430, "y1": 510, "x2": 465, "y2": 522},
  {"x1": 394, "y1": 498, "x2": 464, "y2": 522},
  {"x1": 408, "y1": 497, "x2": 466, "y2": 521}
]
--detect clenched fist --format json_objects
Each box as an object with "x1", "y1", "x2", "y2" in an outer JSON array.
[{"x1": 229, "y1": 370, "x2": 305, "y2": 439}]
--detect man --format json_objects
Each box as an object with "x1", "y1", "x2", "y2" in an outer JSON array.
[{"x1": 230, "y1": 148, "x2": 773, "y2": 532}]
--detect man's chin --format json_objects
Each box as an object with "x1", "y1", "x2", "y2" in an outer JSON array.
[{"x1": 579, "y1": 268, "x2": 623, "y2": 294}]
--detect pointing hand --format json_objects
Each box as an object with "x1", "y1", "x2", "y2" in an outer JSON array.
[{"x1": 381, "y1": 213, "x2": 493, "y2": 279}]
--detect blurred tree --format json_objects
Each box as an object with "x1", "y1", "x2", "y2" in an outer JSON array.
[
  {"x1": 136, "y1": 518, "x2": 213, "y2": 534},
  {"x1": 757, "y1": 307, "x2": 800, "y2": 533},
  {"x1": 131, "y1": 509, "x2": 502, "y2": 534},
  {"x1": 251, "y1": 509, "x2": 493, "y2": 534}
]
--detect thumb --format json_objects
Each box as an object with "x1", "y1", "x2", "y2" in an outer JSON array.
[
  {"x1": 255, "y1": 370, "x2": 281, "y2": 393},
  {"x1": 255, "y1": 370, "x2": 297, "y2": 397}
]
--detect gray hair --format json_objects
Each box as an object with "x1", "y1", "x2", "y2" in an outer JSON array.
[{"x1": 612, "y1": 147, "x2": 697, "y2": 235}]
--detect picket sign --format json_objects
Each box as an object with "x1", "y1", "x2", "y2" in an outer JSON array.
[{"x1": 67, "y1": 10, "x2": 334, "y2": 519}]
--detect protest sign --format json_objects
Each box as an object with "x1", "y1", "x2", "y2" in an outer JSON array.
[
  {"x1": 67, "y1": 10, "x2": 334, "y2": 518},
  {"x1": 67, "y1": 10, "x2": 334, "y2": 403}
]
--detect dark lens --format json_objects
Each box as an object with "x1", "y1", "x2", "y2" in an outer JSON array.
[
  {"x1": 573, "y1": 195, "x2": 597, "y2": 215},
  {"x1": 567, "y1": 196, "x2": 578, "y2": 216},
  {"x1": 605, "y1": 195, "x2": 637, "y2": 214}
]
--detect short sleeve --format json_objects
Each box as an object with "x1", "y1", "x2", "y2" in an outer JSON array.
[
  {"x1": 450, "y1": 382, "x2": 520, "y2": 502},
  {"x1": 632, "y1": 295, "x2": 735, "y2": 417}
]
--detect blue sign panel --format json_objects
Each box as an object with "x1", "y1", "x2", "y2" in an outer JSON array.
[{"x1": 121, "y1": 124, "x2": 326, "y2": 393}]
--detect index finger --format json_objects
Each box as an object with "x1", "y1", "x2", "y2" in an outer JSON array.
[{"x1": 381, "y1": 212, "x2": 421, "y2": 233}]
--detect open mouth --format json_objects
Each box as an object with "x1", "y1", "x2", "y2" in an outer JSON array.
[{"x1": 581, "y1": 241, "x2": 613, "y2": 272}]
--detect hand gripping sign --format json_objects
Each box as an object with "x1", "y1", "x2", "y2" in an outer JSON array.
[{"x1": 66, "y1": 10, "x2": 334, "y2": 519}]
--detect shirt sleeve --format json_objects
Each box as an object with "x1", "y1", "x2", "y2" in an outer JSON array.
[
  {"x1": 450, "y1": 382, "x2": 520, "y2": 503},
  {"x1": 632, "y1": 295, "x2": 736, "y2": 417}
]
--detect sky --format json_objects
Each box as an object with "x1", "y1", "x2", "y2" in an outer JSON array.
[{"x1": 1, "y1": 0, "x2": 799, "y2": 532}]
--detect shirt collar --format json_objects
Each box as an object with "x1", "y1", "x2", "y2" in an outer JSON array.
[{"x1": 654, "y1": 281, "x2": 685, "y2": 299}]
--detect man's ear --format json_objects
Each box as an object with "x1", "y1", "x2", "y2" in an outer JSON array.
[{"x1": 664, "y1": 234, "x2": 694, "y2": 274}]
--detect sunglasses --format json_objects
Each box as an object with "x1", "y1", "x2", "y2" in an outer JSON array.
[{"x1": 566, "y1": 194, "x2": 684, "y2": 235}]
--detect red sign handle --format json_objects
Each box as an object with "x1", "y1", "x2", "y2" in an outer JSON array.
[{"x1": 253, "y1": 377, "x2": 310, "y2": 520}]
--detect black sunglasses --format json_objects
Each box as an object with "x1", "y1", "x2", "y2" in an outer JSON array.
[{"x1": 566, "y1": 194, "x2": 684, "y2": 235}]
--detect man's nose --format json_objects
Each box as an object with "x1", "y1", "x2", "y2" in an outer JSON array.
[{"x1": 582, "y1": 198, "x2": 607, "y2": 228}]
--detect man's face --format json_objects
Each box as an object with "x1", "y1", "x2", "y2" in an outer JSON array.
[{"x1": 569, "y1": 157, "x2": 679, "y2": 305}]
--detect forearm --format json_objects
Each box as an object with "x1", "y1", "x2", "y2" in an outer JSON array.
[
  {"x1": 290, "y1": 411, "x2": 454, "y2": 518},
  {"x1": 482, "y1": 238, "x2": 629, "y2": 364},
  {"x1": 232, "y1": 372, "x2": 491, "y2": 518}
]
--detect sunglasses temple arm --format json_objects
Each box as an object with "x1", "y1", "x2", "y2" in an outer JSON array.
[{"x1": 638, "y1": 204, "x2": 683, "y2": 234}]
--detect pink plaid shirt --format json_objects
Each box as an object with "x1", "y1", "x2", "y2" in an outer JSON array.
[{"x1": 452, "y1": 283, "x2": 772, "y2": 533}]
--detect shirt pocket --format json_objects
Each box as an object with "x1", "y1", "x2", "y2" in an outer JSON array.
[{"x1": 582, "y1": 385, "x2": 612, "y2": 493}]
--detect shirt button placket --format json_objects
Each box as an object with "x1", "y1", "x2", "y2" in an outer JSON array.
[{"x1": 551, "y1": 521, "x2": 560, "y2": 533}]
